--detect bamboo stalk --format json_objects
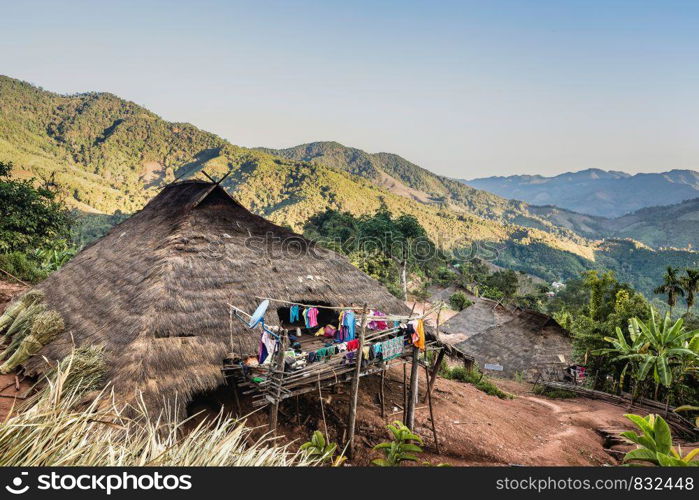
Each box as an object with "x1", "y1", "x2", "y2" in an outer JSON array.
[{"x1": 346, "y1": 304, "x2": 368, "y2": 459}]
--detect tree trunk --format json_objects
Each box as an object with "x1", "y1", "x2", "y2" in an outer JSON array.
[{"x1": 401, "y1": 260, "x2": 408, "y2": 300}]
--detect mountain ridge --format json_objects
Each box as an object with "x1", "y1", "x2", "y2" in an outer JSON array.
[
  {"x1": 1, "y1": 74, "x2": 697, "y2": 296},
  {"x1": 463, "y1": 168, "x2": 699, "y2": 217}
]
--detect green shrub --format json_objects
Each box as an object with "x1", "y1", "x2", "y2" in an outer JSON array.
[
  {"x1": 449, "y1": 292, "x2": 472, "y2": 311},
  {"x1": 440, "y1": 365, "x2": 513, "y2": 399},
  {"x1": 410, "y1": 286, "x2": 430, "y2": 302},
  {"x1": 0, "y1": 252, "x2": 47, "y2": 283},
  {"x1": 533, "y1": 385, "x2": 577, "y2": 399},
  {"x1": 372, "y1": 421, "x2": 423, "y2": 466},
  {"x1": 299, "y1": 431, "x2": 346, "y2": 467}
]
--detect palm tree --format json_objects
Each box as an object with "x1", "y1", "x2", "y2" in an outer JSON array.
[
  {"x1": 654, "y1": 266, "x2": 684, "y2": 316},
  {"x1": 680, "y1": 268, "x2": 699, "y2": 313}
]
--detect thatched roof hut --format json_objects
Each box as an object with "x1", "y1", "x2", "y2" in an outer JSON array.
[{"x1": 24, "y1": 180, "x2": 410, "y2": 415}]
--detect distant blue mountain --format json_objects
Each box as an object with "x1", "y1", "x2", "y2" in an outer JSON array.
[{"x1": 462, "y1": 168, "x2": 699, "y2": 217}]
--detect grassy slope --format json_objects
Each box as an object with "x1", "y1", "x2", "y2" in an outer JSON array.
[{"x1": 1, "y1": 75, "x2": 696, "y2": 294}]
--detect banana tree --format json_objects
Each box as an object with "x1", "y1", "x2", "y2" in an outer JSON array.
[
  {"x1": 598, "y1": 321, "x2": 648, "y2": 396},
  {"x1": 631, "y1": 310, "x2": 699, "y2": 400}
]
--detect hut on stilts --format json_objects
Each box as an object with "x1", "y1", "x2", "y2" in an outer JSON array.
[{"x1": 3, "y1": 177, "x2": 467, "y2": 454}]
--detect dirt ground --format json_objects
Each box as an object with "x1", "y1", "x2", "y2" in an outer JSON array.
[{"x1": 232, "y1": 365, "x2": 639, "y2": 466}]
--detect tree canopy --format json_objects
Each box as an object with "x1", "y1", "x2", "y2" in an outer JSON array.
[{"x1": 0, "y1": 161, "x2": 71, "y2": 253}]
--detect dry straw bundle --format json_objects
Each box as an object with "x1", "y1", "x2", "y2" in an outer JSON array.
[
  {"x1": 0, "y1": 290, "x2": 65, "y2": 373},
  {"x1": 1, "y1": 310, "x2": 65, "y2": 373},
  {"x1": 0, "y1": 290, "x2": 45, "y2": 342}
]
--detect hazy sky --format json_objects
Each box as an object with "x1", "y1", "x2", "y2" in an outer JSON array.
[{"x1": 2, "y1": 0, "x2": 698, "y2": 178}]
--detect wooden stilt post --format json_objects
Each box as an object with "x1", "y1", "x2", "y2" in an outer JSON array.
[
  {"x1": 425, "y1": 349, "x2": 445, "y2": 402},
  {"x1": 268, "y1": 329, "x2": 287, "y2": 433},
  {"x1": 402, "y1": 303, "x2": 416, "y2": 424},
  {"x1": 424, "y1": 359, "x2": 440, "y2": 453},
  {"x1": 346, "y1": 304, "x2": 367, "y2": 459},
  {"x1": 406, "y1": 346, "x2": 419, "y2": 430},
  {"x1": 232, "y1": 378, "x2": 243, "y2": 417},
  {"x1": 402, "y1": 363, "x2": 407, "y2": 423},
  {"x1": 380, "y1": 368, "x2": 386, "y2": 419},
  {"x1": 424, "y1": 305, "x2": 444, "y2": 403}
]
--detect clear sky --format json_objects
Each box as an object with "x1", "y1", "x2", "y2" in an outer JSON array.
[{"x1": 2, "y1": 0, "x2": 698, "y2": 178}]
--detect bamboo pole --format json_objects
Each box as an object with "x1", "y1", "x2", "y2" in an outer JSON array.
[
  {"x1": 424, "y1": 305, "x2": 444, "y2": 403},
  {"x1": 380, "y1": 368, "x2": 386, "y2": 419},
  {"x1": 424, "y1": 359, "x2": 440, "y2": 454},
  {"x1": 346, "y1": 304, "x2": 368, "y2": 459},
  {"x1": 402, "y1": 363, "x2": 407, "y2": 423},
  {"x1": 268, "y1": 330, "x2": 287, "y2": 433},
  {"x1": 406, "y1": 346, "x2": 419, "y2": 430},
  {"x1": 424, "y1": 349, "x2": 445, "y2": 403}
]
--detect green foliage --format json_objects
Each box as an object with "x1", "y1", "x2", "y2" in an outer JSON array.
[
  {"x1": 0, "y1": 161, "x2": 71, "y2": 253},
  {"x1": 549, "y1": 271, "x2": 653, "y2": 392},
  {"x1": 532, "y1": 385, "x2": 577, "y2": 399},
  {"x1": 372, "y1": 421, "x2": 423, "y2": 466},
  {"x1": 449, "y1": 292, "x2": 472, "y2": 311},
  {"x1": 305, "y1": 208, "x2": 447, "y2": 298},
  {"x1": 486, "y1": 270, "x2": 519, "y2": 299},
  {"x1": 33, "y1": 240, "x2": 77, "y2": 273},
  {"x1": 0, "y1": 251, "x2": 47, "y2": 282},
  {"x1": 598, "y1": 307, "x2": 698, "y2": 405},
  {"x1": 621, "y1": 413, "x2": 699, "y2": 466},
  {"x1": 654, "y1": 266, "x2": 685, "y2": 313},
  {"x1": 410, "y1": 286, "x2": 430, "y2": 302},
  {"x1": 680, "y1": 269, "x2": 699, "y2": 312},
  {"x1": 440, "y1": 365, "x2": 513, "y2": 399},
  {"x1": 299, "y1": 431, "x2": 346, "y2": 466}
]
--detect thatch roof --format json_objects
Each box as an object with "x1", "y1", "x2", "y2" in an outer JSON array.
[{"x1": 24, "y1": 180, "x2": 410, "y2": 415}]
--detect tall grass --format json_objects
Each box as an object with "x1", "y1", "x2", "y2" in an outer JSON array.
[{"x1": 0, "y1": 353, "x2": 317, "y2": 466}]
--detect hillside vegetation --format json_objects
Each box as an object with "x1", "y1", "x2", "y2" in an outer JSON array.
[{"x1": 1, "y1": 75, "x2": 697, "y2": 296}]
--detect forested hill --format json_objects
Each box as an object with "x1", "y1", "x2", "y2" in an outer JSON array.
[
  {"x1": 255, "y1": 141, "x2": 522, "y2": 221},
  {"x1": 1, "y1": 75, "x2": 697, "y2": 294}
]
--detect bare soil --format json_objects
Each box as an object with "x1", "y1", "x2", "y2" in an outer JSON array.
[{"x1": 235, "y1": 366, "x2": 638, "y2": 466}]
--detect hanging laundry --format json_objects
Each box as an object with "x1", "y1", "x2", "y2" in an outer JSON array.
[
  {"x1": 290, "y1": 304, "x2": 300, "y2": 323},
  {"x1": 385, "y1": 336, "x2": 405, "y2": 360},
  {"x1": 307, "y1": 307, "x2": 319, "y2": 328},
  {"x1": 410, "y1": 319, "x2": 425, "y2": 350},
  {"x1": 258, "y1": 330, "x2": 277, "y2": 364},
  {"x1": 346, "y1": 339, "x2": 359, "y2": 351},
  {"x1": 373, "y1": 310, "x2": 388, "y2": 330},
  {"x1": 343, "y1": 310, "x2": 356, "y2": 341}
]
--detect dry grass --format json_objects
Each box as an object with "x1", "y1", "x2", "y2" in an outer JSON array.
[{"x1": 0, "y1": 351, "x2": 317, "y2": 466}]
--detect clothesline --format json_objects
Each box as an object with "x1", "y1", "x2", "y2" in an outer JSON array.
[{"x1": 253, "y1": 296, "x2": 442, "y2": 322}]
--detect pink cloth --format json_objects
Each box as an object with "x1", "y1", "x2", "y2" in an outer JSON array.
[{"x1": 307, "y1": 307, "x2": 319, "y2": 328}]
